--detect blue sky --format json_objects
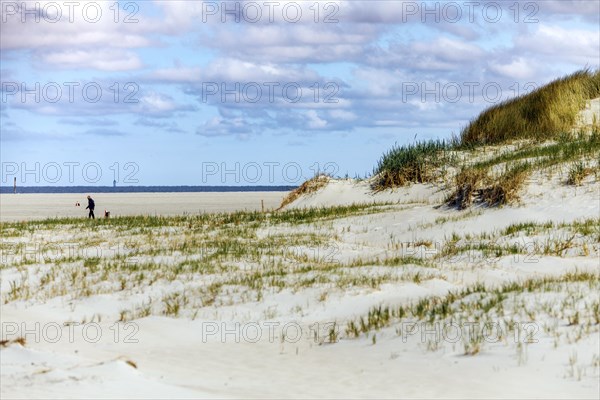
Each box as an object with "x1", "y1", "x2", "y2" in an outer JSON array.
[{"x1": 1, "y1": 0, "x2": 599, "y2": 186}]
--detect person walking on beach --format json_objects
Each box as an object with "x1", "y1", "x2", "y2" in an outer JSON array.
[{"x1": 86, "y1": 195, "x2": 95, "y2": 219}]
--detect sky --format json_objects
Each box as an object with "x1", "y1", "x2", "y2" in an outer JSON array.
[{"x1": 1, "y1": 0, "x2": 599, "y2": 186}]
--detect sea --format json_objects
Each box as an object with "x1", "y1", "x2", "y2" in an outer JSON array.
[{"x1": 0, "y1": 186, "x2": 296, "y2": 194}]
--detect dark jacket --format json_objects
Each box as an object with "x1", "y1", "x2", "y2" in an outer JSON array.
[{"x1": 86, "y1": 198, "x2": 95, "y2": 210}]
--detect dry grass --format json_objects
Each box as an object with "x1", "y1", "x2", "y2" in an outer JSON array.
[
  {"x1": 448, "y1": 168, "x2": 488, "y2": 210},
  {"x1": 448, "y1": 163, "x2": 529, "y2": 209},
  {"x1": 480, "y1": 163, "x2": 530, "y2": 206},
  {"x1": 0, "y1": 337, "x2": 26, "y2": 347},
  {"x1": 278, "y1": 175, "x2": 330, "y2": 209}
]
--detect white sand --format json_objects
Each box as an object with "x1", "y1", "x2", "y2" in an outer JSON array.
[
  {"x1": 576, "y1": 97, "x2": 600, "y2": 129},
  {"x1": 285, "y1": 178, "x2": 449, "y2": 209},
  {"x1": 0, "y1": 192, "x2": 287, "y2": 222}
]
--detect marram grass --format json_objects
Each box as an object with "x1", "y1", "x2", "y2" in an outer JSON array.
[{"x1": 460, "y1": 68, "x2": 600, "y2": 145}]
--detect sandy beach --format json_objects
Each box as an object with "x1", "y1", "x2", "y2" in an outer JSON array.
[{"x1": 0, "y1": 192, "x2": 288, "y2": 222}]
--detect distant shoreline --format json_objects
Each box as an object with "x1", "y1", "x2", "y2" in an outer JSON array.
[{"x1": 0, "y1": 186, "x2": 296, "y2": 194}]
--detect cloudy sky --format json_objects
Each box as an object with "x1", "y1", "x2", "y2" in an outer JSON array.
[{"x1": 1, "y1": 0, "x2": 599, "y2": 186}]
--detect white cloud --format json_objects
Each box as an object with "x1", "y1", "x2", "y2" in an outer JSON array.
[
  {"x1": 201, "y1": 22, "x2": 380, "y2": 63},
  {"x1": 306, "y1": 110, "x2": 327, "y2": 129},
  {"x1": 0, "y1": 0, "x2": 159, "y2": 71},
  {"x1": 514, "y1": 25, "x2": 599, "y2": 66},
  {"x1": 136, "y1": 93, "x2": 180, "y2": 114},
  {"x1": 39, "y1": 49, "x2": 143, "y2": 71},
  {"x1": 150, "y1": 67, "x2": 204, "y2": 83},
  {"x1": 3, "y1": 0, "x2": 598, "y2": 140},
  {"x1": 364, "y1": 37, "x2": 484, "y2": 72},
  {"x1": 329, "y1": 109, "x2": 357, "y2": 121},
  {"x1": 150, "y1": 58, "x2": 321, "y2": 84},
  {"x1": 537, "y1": 0, "x2": 600, "y2": 22},
  {"x1": 196, "y1": 115, "x2": 255, "y2": 137},
  {"x1": 488, "y1": 58, "x2": 537, "y2": 80},
  {"x1": 414, "y1": 37, "x2": 484, "y2": 63}
]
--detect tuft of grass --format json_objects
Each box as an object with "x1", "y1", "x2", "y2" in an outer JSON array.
[
  {"x1": 373, "y1": 140, "x2": 451, "y2": 189},
  {"x1": 448, "y1": 168, "x2": 487, "y2": 209},
  {"x1": 567, "y1": 162, "x2": 592, "y2": 185},
  {"x1": 327, "y1": 322, "x2": 340, "y2": 344},
  {"x1": 460, "y1": 68, "x2": 600, "y2": 146},
  {"x1": 463, "y1": 332, "x2": 483, "y2": 356}
]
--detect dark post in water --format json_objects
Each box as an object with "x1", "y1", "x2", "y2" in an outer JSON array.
[{"x1": 13, "y1": 177, "x2": 16, "y2": 194}]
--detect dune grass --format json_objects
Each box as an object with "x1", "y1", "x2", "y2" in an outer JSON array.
[
  {"x1": 449, "y1": 162, "x2": 530, "y2": 209},
  {"x1": 460, "y1": 69, "x2": 600, "y2": 146},
  {"x1": 374, "y1": 133, "x2": 600, "y2": 208},
  {"x1": 371, "y1": 69, "x2": 600, "y2": 203},
  {"x1": 372, "y1": 139, "x2": 452, "y2": 189},
  {"x1": 446, "y1": 133, "x2": 600, "y2": 208}
]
